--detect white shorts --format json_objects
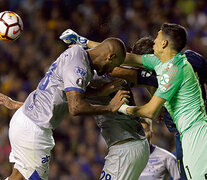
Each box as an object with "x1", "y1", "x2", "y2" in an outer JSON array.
[
  {"x1": 9, "y1": 107, "x2": 55, "y2": 180},
  {"x1": 100, "y1": 138, "x2": 149, "y2": 180}
]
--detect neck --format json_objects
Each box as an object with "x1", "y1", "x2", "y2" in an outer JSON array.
[{"x1": 157, "y1": 49, "x2": 178, "y2": 63}]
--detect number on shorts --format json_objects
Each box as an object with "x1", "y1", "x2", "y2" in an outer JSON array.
[{"x1": 100, "y1": 170, "x2": 111, "y2": 180}]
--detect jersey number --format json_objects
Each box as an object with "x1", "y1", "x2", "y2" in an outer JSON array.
[
  {"x1": 100, "y1": 171, "x2": 111, "y2": 180},
  {"x1": 39, "y1": 62, "x2": 57, "y2": 90}
]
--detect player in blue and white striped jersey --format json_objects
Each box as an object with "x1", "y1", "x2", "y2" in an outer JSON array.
[{"x1": 0, "y1": 38, "x2": 129, "y2": 180}]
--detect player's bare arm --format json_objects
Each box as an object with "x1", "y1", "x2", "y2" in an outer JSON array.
[
  {"x1": 0, "y1": 93, "x2": 23, "y2": 110},
  {"x1": 66, "y1": 90, "x2": 130, "y2": 116},
  {"x1": 86, "y1": 79, "x2": 125, "y2": 97},
  {"x1": 119, "y1": 95, "x2": 165, "y2": 119},
  {"x1": 109, "y1": 67, "x2": 138, "y2": 85},
  {"x1": 122, "y1": 53, "x2": 143, "y2": 68}
]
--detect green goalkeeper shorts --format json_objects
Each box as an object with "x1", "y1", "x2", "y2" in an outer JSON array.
[{"x1": 181, "y1": 120, "x2": 207, "y2": 180}]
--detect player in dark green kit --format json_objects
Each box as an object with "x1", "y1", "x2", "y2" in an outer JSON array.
[{"x1": 121, "y1": 23, "x2": 207, "y2": 179}]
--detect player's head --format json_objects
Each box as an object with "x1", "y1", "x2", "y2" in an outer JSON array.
[
  {"x1": 154, "y1": 23, "x2": 187, "y2": 56},
  {"x1": 140, "y1": 117, "x2": 153, "y2": 143},
  {"x1": 88, "y1": 38, "x2": 126, "y2": 76},
  {"x1": 132, "y1": 36, "x2": 154, "y2": 55}
]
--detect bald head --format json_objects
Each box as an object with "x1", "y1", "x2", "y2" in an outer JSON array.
[
  {"x1": 102, "y1": 38, "x2": 126, "y2": 64},
  {"x1": 88, "y1": 38, "x2": 126, "y2": 75}
]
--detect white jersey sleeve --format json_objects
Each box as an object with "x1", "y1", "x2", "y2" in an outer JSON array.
[
  {"x1": 61, "y1": 46, "x2": 92, "y2": 93},
  {"x1": 22, "y1": 45, "x2": 94, "y2": 129},
  {"x1": 165, "y1": 152, "x2": 181, "y2": 179}
]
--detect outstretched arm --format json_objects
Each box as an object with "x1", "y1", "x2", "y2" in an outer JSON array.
[
  {"x1": 0, "y1": 93, "x2": 23, "y2": 110},
  {"x1": 119, "y1": 95, "x2": 165, "y2": 119},
  {"x1": 66, "y1": 90, "x2": 130, "y2": 116}
]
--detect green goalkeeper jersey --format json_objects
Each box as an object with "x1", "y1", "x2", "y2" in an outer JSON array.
[{"x1": 141, "y1": 52, "x2": 207, "y2": 134}]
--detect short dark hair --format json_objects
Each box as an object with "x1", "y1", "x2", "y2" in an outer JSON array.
[
  {"x1": 132, "y1": 37, "x2": 154, "y2": 55},
  {"x1": 161, "y1": 23, "x2": 187, "y2": 52}
]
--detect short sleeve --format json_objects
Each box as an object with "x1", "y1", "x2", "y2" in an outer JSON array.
[
  {"x1": 141, "y1": 54, "x2": 161, "y2": 71},
  {"x1": 62, "y1": 47, "x2": 91, "y2": 93},
  {"x1": 154, "y1": 64, "x2": 183, "y2": 101}
]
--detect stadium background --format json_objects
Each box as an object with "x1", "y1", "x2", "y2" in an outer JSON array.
[{"x1": 0, "y1": 0, "x2": 206, "y2": 179}]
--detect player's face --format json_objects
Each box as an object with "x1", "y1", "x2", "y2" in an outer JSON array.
[{"x1": 153, "y1": 30, "x2": 163, "y2": 57}]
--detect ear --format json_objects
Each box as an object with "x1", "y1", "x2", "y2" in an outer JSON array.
[
  {"x1": 106, "y1": 54, "x2": 116, "y2": 62},
  {"x1": 162, "y1": 40, "x2": 168, "y2": 49},
  {"x1": 149, "y1": 130, "x2": 153, "y2": 138}
]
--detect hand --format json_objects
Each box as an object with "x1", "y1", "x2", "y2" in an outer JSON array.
[
  {"x1": 99, "y1": 79, "x2": 126, "y2": 97},
  {"x1": 59, "y1": 29, "x2": 88, "y2": 46},
  {"x1": 0, "y1": 93, "x2": 12, "y2": 109},
  {"x1": 0, "y1": 93, "x2": 23, "y2": 110},
  {"x1": 108, "y1": 90, "x2": 130, "y2": 113}
]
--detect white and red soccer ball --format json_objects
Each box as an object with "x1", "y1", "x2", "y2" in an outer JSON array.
[{"x1": 0, "y1": 11, "x2": 23, "y2": 41}]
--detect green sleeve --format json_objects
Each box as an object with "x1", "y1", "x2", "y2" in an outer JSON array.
[
  {"x1": 154, "y1": 65, "x2": 183, "y2": 101},
  {"x1": 141, "y1": 54, "x2": 161, "y2": 71}
]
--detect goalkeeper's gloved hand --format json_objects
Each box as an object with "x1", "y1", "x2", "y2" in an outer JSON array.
[{"x1": 59, "y1": 29, "x2": 88, "y2": 46}]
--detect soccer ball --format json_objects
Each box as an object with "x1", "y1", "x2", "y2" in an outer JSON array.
[{"x1": 0, "y1": 11, "x2": 23, "y2": 41}]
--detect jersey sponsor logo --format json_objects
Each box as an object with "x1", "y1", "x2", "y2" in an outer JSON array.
[
  {"x1": 159, "y1": 74, "x2": 171, "y2": 91},
  {"x1": 75, "y1": 66, "x2": 87, "y2": 77},
  {"x1": 42, "y1": 155, "x2": 50, "y2": 164},
  {"x1": 141, "y1": 70, "x2": 152, "y2": 77},
  {"x1": 160, "y1": 74, "x2": 170, "y2": 85},
  {"x1": 76, "y1": 78, "x2": 83, "y2": 87},
  {"x1": 165, "y1": 63, "x2": 173, "y2": 70}
]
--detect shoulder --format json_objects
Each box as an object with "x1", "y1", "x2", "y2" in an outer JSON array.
[{"x1": 155, "y1": 146, "x2": 176, "y2": 159}]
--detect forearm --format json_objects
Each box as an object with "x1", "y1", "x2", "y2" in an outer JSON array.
[
  {"x1": 119, "y1": 96, "x2": 165, "y2": 119},
  {"x1": 126, "y1": 104, "x2": 156, "y2": 118},
  {"x1": 6, "y1": 98, "x2": 23, "y2": 110},
  {"x1": 87, "y1": 40, "x2": 100, "y2": 49},
  {"x1": 11, "y1": 100, "x2": 23, "y2": 109},
  {"x1": 67, "y1": 90, "x2": 129, "y2": 116},
  {"x1": 122, "y1": 53, "x2": 143, "y2": 68},
  {"x1": 0, "y1": 93, "x2": 23, "y2": 110},
  {"x1": 70, "y1": 101, "x2": 111, "y2": 116}
]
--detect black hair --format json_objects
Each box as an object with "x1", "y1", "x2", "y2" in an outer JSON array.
[
  {"x1": 161, "y1": 23, "x2": 187, "y2": 52},
  {"x1": 132, "y1": 36, "x2": 154, "y2": 55}
]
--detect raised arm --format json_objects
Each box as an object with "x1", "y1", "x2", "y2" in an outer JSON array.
[
  {"x1": 66, "y1": 90, "x2": 129, "y2": 116},
  {"x1": 0, "y1": 93, "x2": 23, "y2": 110},
  {"x1": 59, "y1": 29, "x2": 100, "y2": 49}
]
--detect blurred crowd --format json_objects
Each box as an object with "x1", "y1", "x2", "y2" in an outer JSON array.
[{"x1": 0, "y1": 0, "x2": 206, "y2": 179}]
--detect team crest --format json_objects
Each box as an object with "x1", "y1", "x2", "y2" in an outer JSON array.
[{"x1": 75, "y1": 66, "x2": 87, "y2": 77}]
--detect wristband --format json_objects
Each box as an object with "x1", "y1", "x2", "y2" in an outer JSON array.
[{"x1": 118, "y1": 104, "x2": 130, "y2": 115}]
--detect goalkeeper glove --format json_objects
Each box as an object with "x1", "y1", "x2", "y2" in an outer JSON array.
[{"x1": 59, "y1": 29, "x2": 88, "y2": 46}]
